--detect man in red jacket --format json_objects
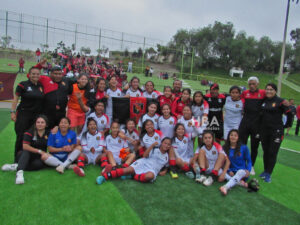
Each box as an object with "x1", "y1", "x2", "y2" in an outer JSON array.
[
  {"x1": 36, "y1": 48, "x2": 41, "y2": 62},
  {"x1": 295, "y1": 105, "x2": 300, "y2": 136}
]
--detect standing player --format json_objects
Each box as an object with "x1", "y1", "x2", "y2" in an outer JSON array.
[
  {"x1": 239, "y1": 77, "x2": 265, "y2": 175},
  {"x1": 171, "y1": 88, "x2": 192, "y2": 119},
  {"x1": 125, "y1": 76, "x2": 143, "y2": 97},
  {"x1": 89, "y1": 78, "x2": 107, "y2": 108},
  {"x1": 223, "y1": 86, "x2": 243, "y2": 140},
  {"x1": 204, "y1": 83, "x2": 226, "y2": 142},
  {"x1": 96, "y1": 137, "x2": 171, "y2": 184},
  {"x1": 106, "y1": 76, "x2": 123, "y2": 124},
  {"x1": 138, "y1": 102, "x2": 159, "y2": 130},
  {"x1": 172, "y1": 80, "x2": 182, "y2": 98},
  {"x1": 296, "y1": 104, "x2": 300, "y2": 136},
  {"x1": 158, "y1": 104, "x2": 177, "y2": 138},
  {"x1": 157, "y1": 86, "x2": 174, "y2": 109},
  {"x1": 284, "y1": 99, "x2": 296, "y2": 135}
]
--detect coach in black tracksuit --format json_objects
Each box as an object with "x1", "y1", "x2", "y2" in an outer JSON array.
[
  {"x1": 259, "y1": 83, "x2": 290, "y2": 182},
  {"x1": 11, "y1": 67, "x2": 44, "y2": 162}
]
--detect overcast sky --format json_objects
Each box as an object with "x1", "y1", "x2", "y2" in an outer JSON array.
[{"x1": 2, "y1": 0, "x2": 300, "y2": 44}]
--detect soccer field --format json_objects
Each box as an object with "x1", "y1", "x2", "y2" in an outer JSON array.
[{"x1": 1, "y1": 64, "x2": 300, "y2": 224}]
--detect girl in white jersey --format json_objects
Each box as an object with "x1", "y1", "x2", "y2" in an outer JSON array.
[
  {"x1": 195, "y1": 130, "x2": 230, "y2": 186},
  {"x1": 96, "y1": 137, "x2": 171, "y2": 184},
  {"x1": 105, "y1": 76, "x2": 123, "y2": 123},
  {"x1": 119, "y1": 118, "x2": 140, "y2": 154},
  {"x1": 224, "y1": 86, "x2": 243, "y2": 140},
  {"x1": 124, "y1": 76, "x2": 143, "y2": 97},
  {"x1": 158, "y1": 104, "x2": 177, "y2": 138},
  {"x1": 73, "y1": 118, "x2": 107, "y2": 177},
  {"x1": 104, "y1": 121, "x2": 135, "y2": 170},
  {"x1": 138, "y1": 102, "x2": 159, "y2": 130},
  {"x1": 143, "y1": 81, "x2": 161, "y2": 99}
]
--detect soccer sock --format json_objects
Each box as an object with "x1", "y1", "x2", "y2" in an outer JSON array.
[
  {"x1": 200, "y1": 168, "x2": 206, "y2": 174},
  {"x1": 77, "y1": 156, "x2": 85, "y2": 168},
  {"x1": 122, "y1": 163, "x2": 129, "y2": 168},
  {"x1": 100, "y1": 157, "x2": 108, "y2": 167},
  {"x1": 103, "y1": 168, "x2": 124, "y2": 180},
  {"x1": 134, "y1": 173, "x2": 147, "y2": 183},
  {"x1": 225, "y1": 169, "x2": 247, "y2": 189},
  {"x1": 182, "y1": 163, "x2": 190, "y2": 172},
  {"x1": 139, "y1": 147, "x2": 145, "y2": 157},
  {"x1": 169, "y1": 159, "x2": 177, "y2": 172},
  {"x1": 62, "y1": 149, "x2": 81, "y2": 168},
  {"x1": 44, "y1": 156, "x2": 62, "y2": 167}
]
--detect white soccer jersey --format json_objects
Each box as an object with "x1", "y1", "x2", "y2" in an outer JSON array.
[
  {"x1": 121, "y1": 128, "x2": 140, "y2": 151},
  {"x1": 158, "y1": 115, "x2": 177, "y2": 138},
  {"x1": 131, "y1": 147, "x2": 169, "y2": 180},
  {"x1": 81, "y1": 112, "x2": 110, "y2": 133},
  {"x1": 126, "y1": 88, "x2": 143, "y2": 97},
  {"x1": 224, "y1": 96, "x2": 243, "y2": 127},
  {"x1": 172, "y1": 136, "x2": 193, "y2": 163},
  {"x1": 140, "y1": 130, "x2": 164, "y2": 149},
  {"x1": 143, "y1": 90, "x2": 161, "y2": 99},
  {"x1": 192, "y1": 100, "x2": 209, "y2": 120},
  {"x1": 80, "y1": 131, "x2": 105, "y2": 153},
  {"x1": 138, "y1": 113, "x2": 160, "y2": 129},
  {"x1": 177, "y1": 117, "x2": 199, "y2": 138},
  {"x1": 200, "y1": 142, "x2": 226, "y2": 166},
  {"x1": 106, "y1": 88, "x2": 123, "y2": 118},
  {"x1": 105, "y1": 135, "x2": 128, "y2": 164}
]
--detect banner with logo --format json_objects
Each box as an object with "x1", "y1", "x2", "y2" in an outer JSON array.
[{"x1": 0, "y1": 72, "x2": 17, "y2": 100}]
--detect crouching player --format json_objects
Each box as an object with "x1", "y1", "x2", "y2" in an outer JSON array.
[
  {"x1": 96, "y1": 137, "x2": 171, "y2": 184},
  {"x1": 195, "y1": 130, "x2": 230, "y2": 186},
  {"x1": 104, "y1": 121, "x2": 135, "y2": 170},
  {"x1": 219, "y1": 129, "x2": 251, "y2": 195},
  {"x1": 73, "y1": 118, "x2": 107, "y2": 177}
]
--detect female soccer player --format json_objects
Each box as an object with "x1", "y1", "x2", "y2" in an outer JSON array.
[
  {"x1": 259, "y1": 83, "x2": 291, "y2": 183},
  {"x1": 73, "y1": 118, "x2": 107, "y2": 177},
  {"x1": 223, "y1": 86, "x2": 243, "y2": 140},
  {"x1": 157, "y1": 86, "x2": 174, "y2": 109},
  {"x1": 169, "y1": 123, "x2": 194, "y2": 178},
  {"x1": 67, "y1": 74, "x2": 90, "y2": 134},
  {"x1": 96, "y1": 137, "x2": 171, "y2": 184},
  {"x1": 158, "y1": 104, "x2": 177, "y2": 138},
  {"x1": 90, "y1": 77, "x2": 107, "y2": 107},
  {"x1": 139, "y1": 120, "x2": 164, "y2": 157},
  {"x1": 119, "y1": 119, "x2": 140, "y2": 154},
  {"x1": 171, "y1": 88, "x2": 192, "y2": 119},
  {"x1": 11, "y1": 66, "x2": 44, "y2": 161},
  {"x1": 219, "y1": 129, "x2": 251, "y2": 195},
  {"x1": 104, "y1": 121, "x2": 135, "y2": 169},
  {"x1": 195, "y1": 130, "x2": 230, "y2": 186},
  {"x1": 138, "y1": 102, "x2": 159, "y2": 130},
  {"x1": 44, "y1": 117, "x2": 80, "y2": 174},
  {"x1": 2, "y1": 116, "x2": 49, "y2": 184},
  {"x1": 143, "y1": 81, "x2": 161, "y2": 98},
  {"x1": 125, "y1": 76, "x2": 143, "y2": 97}
]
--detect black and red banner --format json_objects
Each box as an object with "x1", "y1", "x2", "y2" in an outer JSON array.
[{"x1": 0, "y1": 72, "x2": 17, "y2": 100}]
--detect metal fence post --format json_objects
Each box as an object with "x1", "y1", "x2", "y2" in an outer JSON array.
[
  {"x1": 141, "y1": 37, "x2": 146, "y2": 74},
  {"x1": 190, "y1": 47, "x2": 194, "y2": 77},
  {"x1": 121, "y1": 32, "x2": 124, "y2": 51},
  {"x1": 5, "y1": 11, "x2": 8, "y2": 39},
  {"x1": 46, "y1": 19, "x2": 49, "y2": 45},
  {"x1": 180, "y1": 46, "x2": 184, "y2": 79},
  {"x1": 19, "y1": 13, "x2": 22, "y2": 42},
  {"x1": 98, "y1": 29, "x2": 101, "y2": 50},
  {"x1": 75, "y1": 24, "x2": 78, "y2": 49}
]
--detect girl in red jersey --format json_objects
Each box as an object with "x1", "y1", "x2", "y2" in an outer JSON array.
[
  {"x1": 157, "y1": 86, "x2": 174, "y2": 109},
  {"x1": 171, "y1": 88, "x2": 191, "y2": 119}
]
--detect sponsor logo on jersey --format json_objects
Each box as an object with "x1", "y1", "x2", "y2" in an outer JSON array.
[
  {"x1": 212, "y1": 151, "x2": 216, "y2": 155},
  {"x1": 169, "y1": 120, "x2": 173, "y2": 125},
  {"x1": 27, "y1": 86, "x2": 32, "y2": 91},
  {"x1": 200, "y1": 107, "x2": 203, "y2": 111},
  {"x1": 218, "y1": 99, "x2": 222, "y2": 103},
  {"x1": 274, "y1": 138, "x2": 281, "y2": 143},
  {"x1": 188, "y1": 121, "x2": 192, "y2": 127},
  {"x1": 236, "y1": 104, "x2": 239, "y2": 108},
  {"x1": 183, "y1": 139, "x2": 187, "y2": 144},
  {"x1": 152, "y1": 94, "x2": 155, "y2": 98},
  {"x1": 55, "y1": 139, "x2": 60, "y2": 143},
  {"x1": 96, "y1": 136, "x2": 100, "y2": 140},
  {"x1": 136, "y1": 94, "x2": 139, "y2": 97},
  {"x1": 272, "y1": 103, "x2": 276, "y2": 107},
  {"x1": 45, "y1": 135, "x2": 48, "y2": 139},
  {"x1": 155, "y1": 136, "x2": 158, "y2": 140},
  {"x1": 118, "y1": 139, "x2": 122, "y2": 143},
  {"x1": 132, "y1": 135, "x2": 135, "y2": 139},
  {"x1": 68, "y1": 138, "x2": 71, "y2": 143}
]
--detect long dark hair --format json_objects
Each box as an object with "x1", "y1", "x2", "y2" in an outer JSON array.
[
  {"x1": 223, "y1": 129, "x2": 242, "y2": 157},
  {"x1": 201, "y1": 130, "x2": 215, "y2": 147},
  {"x1": 124, "y1": 118, "x2": 136, "y2": 134},
  {"x1": 192, "y1": 91, "x2": 204, "y2": 106},
  {"x1": 129, "y1": 76, "x2": 143, "y2": 92},
  {"x1": 32, "y1": 114, "x2": 49, "y2": 137},
  {"x1": 140, "y1": 119, "x2": 154, "y2": 139},
  {"x1": 81, "y1": 117, "x2": 98, "y2": 142},
  {"x1": 172, "y1": 123, "x2": 185, "y2": 143},
  {"x1": 77, "y1": 73, "x2": 91, "y2": 100}
]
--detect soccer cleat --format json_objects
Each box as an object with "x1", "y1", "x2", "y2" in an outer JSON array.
[
  {"x1": 203, "y1": 176, "x2": 214, "y2": 186},
  {"x1": 250, "y1": 167, "x2": 255, "y2": 175},
  {"x1": 2, "y1": 163, "x2": 18, "y2": 171},
  {"x1": 67, "y1": 164, "x2": 77, "y2": 170},
  {"x1": 195, "y1": 175, "x2": 207, "y2": 183},
  {"x1": 73, "y1": 166, "x2": 85, "y2": 177},
  {"x1": 96, "y1": 176, "x2": 106, "y2": 185},
  {"x1": 185, "y1": 171, "x2": 195, "y2": 179},
  {"x1": 264, "y1": 173, "x2": 272, "y2": 183},
  {"x1": 219, "y1": 186, "x2": 228, "y2": 196},
  {"x1": 170, "y1": 170, "x2": 178, "y2": 179},
  {"x1": 259, "y1": 171, "x2": 267, "y2": 179},
  {"x1": 56, "y1": 165, "x2": 65, "y2": 174},
  {"x1": 101, "y1": 164, "x2": 112, "y2": 175},
  {"x1": 15, "y1": 170, "x2": 24, "y2": 184}
]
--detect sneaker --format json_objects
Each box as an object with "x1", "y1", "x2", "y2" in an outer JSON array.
[
  {"x1": 56, "y1": 165, "x2": 65, "y2": 174},
  {"x1": 203, "y1": 176, "x2": 214, "y2": 186},
  {"x1": 219, "y1": 186, "x2": 228, "y2": 196},
  {"x1": 15, "y1": 170, "x2": 24, "y2": 184},
  {"x1": 259, "y1": 171, "x2": 267, "y2": 179},
  {"x1": 185, "y1": 171, "x2": 195, "y2": 179},
  {"x1": 250, "y1": 167, "x2": 255, "y2": 175},
  {"x1": 73, "y1": 166, "x2": 85, "y2": 177},
  {"x1": 2, "y1": 163, "x2": 18, "y2": 171},
  {"x1": 195, "y1": 175, "x2": 207, "y2": 183},
  {"x1": 101, "y1": 164, "x2": 112, "y2": 175},
  {"x1": 264, "y1": 173, "x2": 272, "y2": 183},
  {"x1": 96, "y1": 176, "x2": 106, "y2": 185},
  {"x1": 170, "y1": 170, "x2": 178, "y2": 179},
  {"x1": 67, "y1": 164, "x2": 77, "y2": 170}
]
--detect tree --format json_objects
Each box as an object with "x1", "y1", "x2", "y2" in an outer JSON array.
[
  {"x1": 1, "y1": 36, "x2": 12, "y2": 48},
  {"x1": 40, "y1": 44, "x2": 49, "y2": 52},
  {"x1": 71, "y1": 43, "x2": 76, "y2": 51},
  {"x1": 124, "y1": 48, "x2": 129, "y2": 57},
  {"x1": 80, "y1": 47, "x2": 91, "y2": 55},
  {"x1": 290, "y1": 28, "x2": 300, "y2": 71}
]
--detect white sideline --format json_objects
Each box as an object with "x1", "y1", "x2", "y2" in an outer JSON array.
[{"x1": 280, "y1": 147, "x2": 300, "y2": 154}]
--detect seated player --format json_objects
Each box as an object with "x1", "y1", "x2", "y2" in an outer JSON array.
[
  {"x1": 119, "y1": 119, "x2": 140, "y2": 154},
  {"x1": 195, "y1": 130, "x2": 230, "y2": 186},
  {"x1": 138, "y1": 102, "x2": 159, "y2": 130},
  {"x1": 157, "y1": 86, "x2": 174, "y2": 108},
  {"x1": 104, "y1": 121, "x2": 135, "y2": 170},
  {"x1": 43, "y1": 117, "x2": 81, "y2": 174},
  {"x1": 124, "y1": 76, "x2": 143, "y2": 97},
  {"x1": 158, "y1": 104, "x2": 177, "y2": 138},
  {"x1": 73, "y1": 118, "x2": 107, "y2": 177},
  {"x1": 169, "y1": 123, "x2": 194, "y2": 179},
  {"x1": 142, "y1": 81, "x2": 161, "y2": 99},
  {"x1": 96, "y1": 137, "x2": 171, "y2": 184},
  {"x1": 219, "y1": 129, "x2": 251, "y2": 195},
  {"x1": 138, "y1": 120, "x2": 164, "y2": 157}
]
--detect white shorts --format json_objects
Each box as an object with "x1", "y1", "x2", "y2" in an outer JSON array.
[
  {"x1": 223, "y1": 123, "x2": 239, "y2": 140},
  {"x1": 174, "y1": 150, "x2": 193, "y2": 164},
  {"x1": 84, "y1": 152, "x2": 102, "y2": 165},
  {"x1": 111, "y1": 151, "x2": 122, "y2": 165},
  {"x1": 131, "y1": 159, "x2": 156, "y2": 181}
]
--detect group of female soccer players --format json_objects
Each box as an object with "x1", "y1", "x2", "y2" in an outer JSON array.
[{"x1": 2, "y1": 64, "x2": 290, "y2": 196}]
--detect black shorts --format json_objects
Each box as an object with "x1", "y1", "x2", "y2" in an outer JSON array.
[{"x1": 284, "y1": 116, "x2": 294, "y2": 128}]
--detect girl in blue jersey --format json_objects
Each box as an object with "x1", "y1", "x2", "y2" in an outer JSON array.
[{"x1": 220, "y1": 129, "x2": 252, "y2": 195}]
